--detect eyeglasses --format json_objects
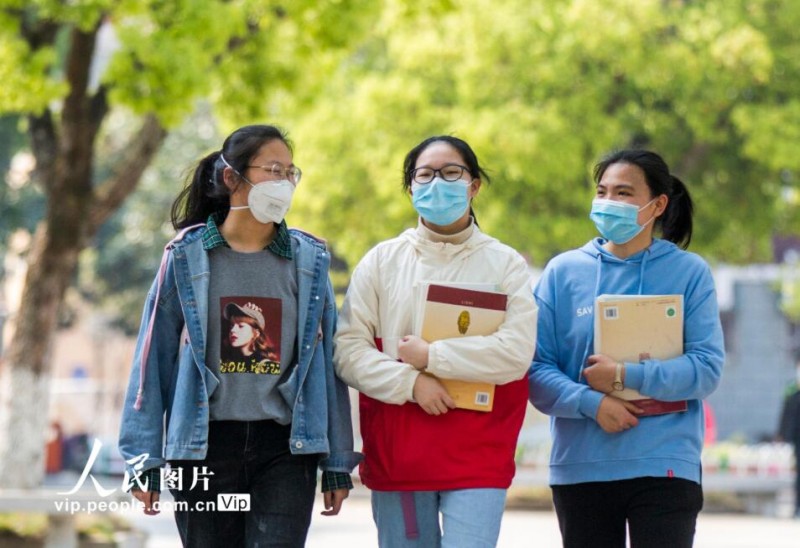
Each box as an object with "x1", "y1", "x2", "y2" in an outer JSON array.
[
  {"x1": 410, "y1": 164, "x2": 470, "y2": 184},
  {"x1": 247, "y1": 162, "x2": 302, "y2": 184}
]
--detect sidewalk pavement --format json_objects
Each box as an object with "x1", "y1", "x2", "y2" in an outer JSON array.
[{"x1": 120, "y1": 484, "x2": 800, "y2": 548}]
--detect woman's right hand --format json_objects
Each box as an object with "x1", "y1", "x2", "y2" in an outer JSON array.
[
  {"x1": 131, "y1": 488, "x2": 161, "y2": 515},
  {"x1": 412, "y1": 374, "x2": 456, "y2": 415},
  {"x1": 596, "y1": 396, "x2": 642, "y2": 433}
]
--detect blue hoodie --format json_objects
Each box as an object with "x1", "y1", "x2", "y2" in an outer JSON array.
[{"x1": 528, "y1": 238, "x2": 724, "y2": 485}]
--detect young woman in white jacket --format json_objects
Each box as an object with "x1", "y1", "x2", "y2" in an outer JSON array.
[{"x1": 335, "y1": 135, "x2": 538, "y2": 548}]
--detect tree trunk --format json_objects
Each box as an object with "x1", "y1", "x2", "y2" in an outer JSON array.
[
  {"x1": 0, "y1": 358, "x2": 52, "y2": 488},
  {"x1": 0, "y1": 108, "x2": 167, "y2": 487},
  {"x1": 0, "y1": 13, "x2": 170, "y2": 489},
  {"x1": 0, "y1": 225, "x2": 81, "y2": 487}
]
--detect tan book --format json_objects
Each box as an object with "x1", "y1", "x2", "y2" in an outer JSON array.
[
  {"x1": 594, "y1": 294, "x2": 686, "y2": 416},
  {"x1": 416, "y1": 283, "x2": 508, "y2": 412}
]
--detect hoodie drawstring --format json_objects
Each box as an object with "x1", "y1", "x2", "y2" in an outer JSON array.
[
  {"x1": 579, "y1": 247, "x2": 650, "y2": 381},
  {"x1": 578, "y1": 254, "x2": 607, "y2": 380},
  {"x1": 637, "y1": 249, "x2": 650, "y2": 295},
  {"x1": 593, "y1": 253, "x2": 604, "y2": 300}
]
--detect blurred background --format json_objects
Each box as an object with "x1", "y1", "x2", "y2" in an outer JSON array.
[{"x1": 1, "y1": 0, "x2": 800, "y2": 544}]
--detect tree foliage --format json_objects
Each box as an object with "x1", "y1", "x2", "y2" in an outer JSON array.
[
  {"x1": 13, "y1": 0, "x2": 800, "y2": 335},
  {"x1": 0, "y1": 117, "x2": 42, "y2": 259},
  {"x1": 279, "y1": 0, "x2": 800, "y2": 268},
  {"x1": 0, "y1": 0, "x2": 377, "y2": 488},
  {"x1": 79, "y1": 105, "x2": 222, "y2": 335}
]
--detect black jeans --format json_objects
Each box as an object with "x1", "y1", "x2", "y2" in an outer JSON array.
[
  {"x1": 794, "y1": 447, "x2": 800, "y2": 516},
  {"x1": 169, "y1": 420, "x2": 319, "y2": 548},
  {"x1": 551, "y1": 477, "x2": 703, "y2": 548}
]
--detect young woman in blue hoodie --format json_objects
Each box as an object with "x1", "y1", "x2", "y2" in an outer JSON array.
[{"x1": 529, "y1": 149, "x2": 724, "y2": 548}]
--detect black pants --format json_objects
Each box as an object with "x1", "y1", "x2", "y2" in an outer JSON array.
[
  {"x1": 794, "y1": 447, "x2": 800, "y2": 516},
  {"x1": 169, "y1": 420, "x2": 319, "y2": 548},
  {"x1": 551, "y1": 477, "x2": 703, "y2": 548}
]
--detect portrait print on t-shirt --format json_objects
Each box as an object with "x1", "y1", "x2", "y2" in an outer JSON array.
[{"x1": 220, "y1": 297, "x2": 281, "y2": 375}]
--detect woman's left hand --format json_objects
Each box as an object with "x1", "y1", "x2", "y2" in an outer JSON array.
[
  {"x1": 397, "y1": 335, "x2": 430, "y2": 370},
  {"x1": 583, "y1": 354, "x2": 620, "y2": 393},
  {"x1": 321, "y1": 488, "x2": 349, "y2": 516}
]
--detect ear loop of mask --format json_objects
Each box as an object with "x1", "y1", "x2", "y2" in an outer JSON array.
[
  {"x1": 220, "y1": 154, "x2": 254, "y2": 211},
  {"x1": 638, "y1": 197, "x2": 660, "y2": 229}
]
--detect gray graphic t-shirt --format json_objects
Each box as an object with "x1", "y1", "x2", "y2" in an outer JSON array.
[{"x1": 206, "y1": 245, "x2": 298, "y2": 422}]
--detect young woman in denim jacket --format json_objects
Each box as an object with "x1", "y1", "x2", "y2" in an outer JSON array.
[{"x1": 118, "y1": 124, "x2": 361, "y2": 547}]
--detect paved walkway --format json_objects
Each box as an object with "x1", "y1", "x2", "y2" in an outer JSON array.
[{"x1": 120, "y1": 485, "x2": 800, "y2": 547}]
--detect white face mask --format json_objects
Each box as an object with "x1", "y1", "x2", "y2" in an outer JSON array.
[
  {"x1": 221, "y1": 154, "x2": 295, "y2": 224},
  {"x1": 230, "y1": 179, "x2": 295, "y2": 224}
]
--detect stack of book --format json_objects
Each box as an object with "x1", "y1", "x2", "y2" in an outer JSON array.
[
  {"x1": 594, "y1": 294, "x2": 686, "y2": 416},
  {"x1": 414, "y1": 282, "x2": 508, "y2": 412}
]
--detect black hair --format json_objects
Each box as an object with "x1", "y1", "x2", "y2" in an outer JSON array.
[
  {"x1": 170, "y1": 124, "x2": 293, "y2": 229},
  {"x1": 402, "y1": 135, "x2": 490, "y2": 225},
  {"x1": 402, "y1": 135, "x2": 490, "y2": 190},
  {"x1": 593, "y1": 149, "x2": 693, "y2": 249}
]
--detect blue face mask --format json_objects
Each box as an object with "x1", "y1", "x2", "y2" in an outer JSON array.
[
  {"x1": 589, "y1": 198, "x2": 656, "y2": 244},
  {"x1": 412, "y1": 178, "x2": 471, "y2": 226}
]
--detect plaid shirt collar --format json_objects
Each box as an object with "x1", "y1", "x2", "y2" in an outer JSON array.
[{"x1": 202, "y1": 213, "x2": 293, "y2": 260}]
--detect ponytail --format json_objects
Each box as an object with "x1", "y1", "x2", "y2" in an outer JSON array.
[
  {"x1": 660, "y1": 175, "x2": 693, "y2": 249},
  {"x1": 468, "y1": 205, "x2": 480, "y2": 228},
  {"x1": 594, "y1": 149, "x2": 694, "y2": 249},
  {"x1": 169, "y1": 124, "x2": 293, "y2": 230},
  {"x1": 170, "y1": 151, "x2": 230, "y2": 229}
]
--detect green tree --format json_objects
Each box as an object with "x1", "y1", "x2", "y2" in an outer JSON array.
[
  {"x1": 75, "y1": 0, "x2": 800, "y2": 339},
  {"x1": 79, "y1": 104, "x2": 222, "y2": 335},
  {"x1": 0, "y1": 117, "x2": 42, "y2": 255},
  {"x1": 0, "y1": 0, "x2": 374, "y2": 488},
  {"x1": 282, "y1": 0, "x2": 799, "y2": 268}
]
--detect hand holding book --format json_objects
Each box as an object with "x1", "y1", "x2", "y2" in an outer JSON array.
[
  {"x1": 593, "y1": 294, "x2": 687, "y2": 416},
  {"x1": 412, "y1": 373, "x2": 456, "y2": 415},
  {"x1": 397, "y1": 335, "x2": 430, "y2": 370},
  {"x1": 415, "y1": 282, "x2": 508, "y2": 412},
  {"x1": 582, "y1": 353, "x2": 622, "y2": 393},
  {"x1": 371, "y1": 335, "x2": 457, "y2": 415},
  {"x1": 595, "y1": 395, "x2": 643, "y2": 434},
  {"x1": 583, "y1": 354, "x2": 638, "y2": 401},
  {"x1": 584, "y1": 353, "x2": 646, "y2": 433}
]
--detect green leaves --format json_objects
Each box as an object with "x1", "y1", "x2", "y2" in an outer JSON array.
[
  {"x1": 0, "y1": 32, "x2": 65, "y2": 114},
  {"x1": 3, "y1": 0, "x2": 800, "y2": 284},
  {"x1": 277, "y1": 0, "x2": 799, "y2": 268},
  {"x1": 0, "y1": 1, "x2": 377, "y2": 126}
]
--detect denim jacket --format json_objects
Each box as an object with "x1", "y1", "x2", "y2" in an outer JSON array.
[{"x1": 118, "y1": 226, "x2": 362, "y2": 476}]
